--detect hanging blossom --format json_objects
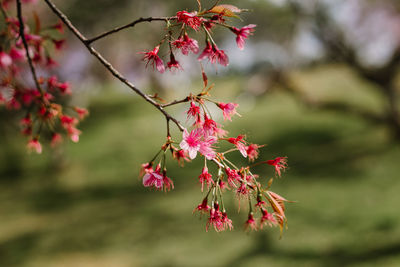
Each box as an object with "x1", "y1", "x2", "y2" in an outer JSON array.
[
  {"x1": 6, "y1": 1, "x2": 291, "y2": 234},
  {"x1": 231, "y1": 24, "x2": 256, "y2": 50},
  {"x1": 198, "y1": 42, "x2": 229, "y2": 66},
  {"x1": 140, "y1": 46, "x2": 165, "y2": 73},
  {"x1": 0, "y1": 0, "x2": 88, "y2": 153}
]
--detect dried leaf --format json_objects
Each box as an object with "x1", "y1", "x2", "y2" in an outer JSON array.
[
  {"x1": 33, "y1": 11, "x2": 41, "y2": 34},
  {"x1": 208, "y1": 4, "x2": 242, "y2": 18}
]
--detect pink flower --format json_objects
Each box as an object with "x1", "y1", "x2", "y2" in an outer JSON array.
[
  {"x1": 260, "y1": 209, "x2": 278, "y2": 228},
  {"x1": 0, "y1": 52, "x2": 12, "y2": 68},
  {"x1": 187, "y1": 101, "x2": 201, "y2": 121},
  {"x1": 52, "y1": 21, "x2": 64, "y2": 34},
  {"x1": 231, "y1": 24, "x2": 256, "y2": 50},
  {"x1": 202, "y1": 114, "x2": 218, "y2": 136},
  {"x1": 172, "y1": 149, "x2": 190, "y2": 166},
  {"x1": 198, "y1": 166, "x2": 213, "y2": 192},
  {"x1": 221, "y1": 212, "x2": 233, "y2": 230},
  {"x1": 9, "y1": 48, "x2": 25, "y2": 61},
  {"x1": 53, "y1": 39, "x2": 65, "y2": 50},
  {"x1": 266, "y1": 157, "x2": 288, "y2": 177},
  {"x1": 176, "y1": 11, "x2": 202, "y2": 31},
  {"x1": 50, "y1": 133, "x2": 63, "y2": 147},
  {"x1": 167, "y1": 53, "x2": 182, "y2": 71},
  {"x1": 236, "y1": 182, "x2": 249, "y2": 197},
  {"x1": 218, "y1": 102, "x2": 239, "y2": 121},
  {"x1": 139, "y1": 162, "x2": 153, "y2": 177},
  {"x1": 199, "y1": 136, "x2": 217, "y2": 160},
  {"x1": 67, "y1": 127, "x2": 81, "y2": 143},
  {"x1": 193, "y1": 197, "x2": 210, "y2": 214},
  {"x1": 142, "y1": 164, "x2": 164, "y2": 189},
  {"x1": 225, "y1": 167, "x2": 241, "y2": 188},
  {"x1": 173, "y1": 33, "x2": 199, "y2": 55},
  {"x1": 228, "y1": 135, "x2": 247, "y2": 157},
  {"x1": 162, "y1": 173, "x2": 174, "y2": 192},
  {"x1": 206, "y1": 204, "x2": 224, "y2": 232},
  {"x1": 27, "y1": 138, "x2": 42, "y2": 154},
  {"x1": 140, "y1": 46, "x2": 165, "y2": 73},
  {"x1": 20, "y1": 115, "x2": 32, "y2": 126},
  {"x1": 246, "y1": 143, "x2": 262, "y2": 162},
  {"x1": 180, "y1": 128, "x2": 202, "y2": 159},
  {"x1": 74, "y1": 107, "x2": 89, "y2": 120},
  {"x1": 198, "y1": 42, "x2": 229, "y2": 66},
  {"x1": 245, "y1": 213, "x2": 257, "y2": 231}
]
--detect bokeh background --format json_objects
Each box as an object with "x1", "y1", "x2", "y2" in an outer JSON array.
[{"x1": 1, "y1": 0, "x2": 400, "y2": 266}]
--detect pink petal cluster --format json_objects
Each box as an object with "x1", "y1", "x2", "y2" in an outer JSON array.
[
  {"x1": 27, "y1": 138, "x2": 42, "y2": 154},
  {"x1": 231, "y1": 24, "x2": 256, "y2": 50},
  {"x1": 180, "y1": 128, "x2": 216, "y2": 160},
  {"x1": 142, "y1": 164, "x2": 174, "y2": 191},
  {"x1": 140, "y1": 46, "x2": 165, "y2": 73},
  {"x1": 173, "y1": 33, "x2": 199, "y2": 55},
  {"x1": 218, "y1": 102, "x2": 239, "y2": 121},
  {"x1": 198, "y1": 42, "x2": 229, "y2": 66},
  {"x1": 198, "y1": 166, "x2": 214, "y2": 192},
  {"x1": 266, "y1": 157, "x2": 288, "y2": 177},
  {"x1": 176, "y1": 11, "x2": 202, "y2": 31},
  {"x1": 228, "y1": 135, "x2": 247, "y2": 157}
]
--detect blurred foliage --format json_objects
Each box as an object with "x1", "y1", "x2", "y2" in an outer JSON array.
[
  {"x1": 1, "y1": 70, "x2": 400, "y2": 266},
  {"x1": 1, "y1": 0, "x2": 400, "y2": 266}
]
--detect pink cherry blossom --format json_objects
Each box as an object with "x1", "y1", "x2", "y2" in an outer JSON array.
[
  {"x1": 140, "y1": 46, "x2": 165, "y2": 73},
  {"x1": 50, "y1": 133, "x2": 63, "y2": 147},
  {"x1": 260, "y1": 209, "x2": 278, "y2": 228},
  {"x1": 180, "y1": 128, "x2": 202, "y2": 159},
  {"x1": 199, "y1": 136, "x2": 217, "y2": 160},
  {"x1": 225, "y1": 167, "x2": 241, "y2": 188},
  {"x1": 218, "y1": 102, "x2": 239, "y2": 121},
  {"x1": 228, "y1": 135, "x2": 247, "y2": 157},
  {"x1": 246, "y1": 143, "x2": 262, "y2": 162},
  {"x1": 187, "y1": 101, "x2": 201, "y2": 121},
  {"x1": 193, "y1": 197, "x2": 211, "y2": 214},
  {"x1": 176, "y1": 11, "x2": 202, "y2": 31},
  {"x1": 266, "y1": 157, "x2": 288, "y2": 177},
  {"x1": 74, "y1": 107, "x2": 89, "y2": 120},
  {"x1": 198, "y1": 166, "x2": 213, "y2": 192},
  {"x1": 221, "y1": 212, "x2": 233, "y2": 230},
  {"x1": 0, "y1": 52, "x2": 12, "y2": 68},
  {"x1": 142, "y1": 164, "x2": 164, "y2": 189},
  {"x1": 27, "y1": 138, "x2": 42, "y2": 154},
  {"x1": 245, "y1": 213, "x2": 257, "y2": 231},
  {"x1": 173, "y1": 33, "x2": 199, "y2": 55},
  {"x1": 206, "y1": 204, "x2": 224, "y2": 232},
  {"x1": 231, "y1": 24, "x2": 256, "y2": 50},
  {"x1": 167, "y1": 53, "x2": 182, "y2": 71},
  {"x1": 198, "y1": 42, "x2": 229, "y2": 66}
]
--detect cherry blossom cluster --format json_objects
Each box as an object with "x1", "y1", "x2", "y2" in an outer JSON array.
[
  {"x1": 138, "y1": 3, "x2": 290, "y2": 233},
  {"x1": 0, "y1": 0, "x2": 88, "y2": 153},
  {"x1": 140, "y1": 5, "x2": 256, "y2": 72},
  {"x1": 1, "y1": 0, "x2": 291, "y2": 233}
]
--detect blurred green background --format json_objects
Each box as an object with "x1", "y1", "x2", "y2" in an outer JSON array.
[{"x1": 1, "y1": 0, "x2": 400, "y2": 266}]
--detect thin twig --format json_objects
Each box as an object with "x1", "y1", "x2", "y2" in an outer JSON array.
[
  {"x1": 161, "y1": 96, "x2": 190, "y2": 108},
  {"x1": 16, "y1": 0, "x2": 44, "y2": 96},
  {"x1": 85, "y1": 17, "x2": 170, "y2": 44},
  {"x1": 43, "y1": 0, "x2": 184, "y2": 131},
  {"x1": 0, "y1": 2, "x2": 8, "y2": 19}
]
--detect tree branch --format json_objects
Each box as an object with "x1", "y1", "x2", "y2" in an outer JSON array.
[
  {"x1": 43, "y1": 0, "x2": 184, "y2": 131},
  {"x1": 16, "y1": 0, "x2": 44, "y2": 97},
  {"x1": 85, "y1": 17, "x2": 170, "y2": 44}
]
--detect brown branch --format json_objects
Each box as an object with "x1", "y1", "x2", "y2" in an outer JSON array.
[
  {"x1": 43, "y1": 0, "x2": 184, "y2": 131},
  {"x1": 16, "y1": 0, "x2": 44, "y2": 96},
  {"x1": 85, "y1": 17, "x2": 170, "y2": 44},
  {"x1": 161, "y1": 96, "x2": 190, "y2": 108}
]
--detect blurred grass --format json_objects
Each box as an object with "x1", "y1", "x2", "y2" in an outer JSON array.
[{"x1": 1, "y1": 66, "x2": 400, "y2": 267}]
